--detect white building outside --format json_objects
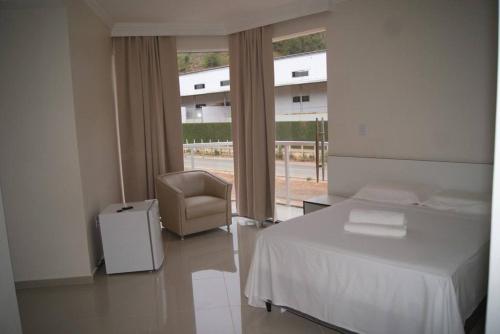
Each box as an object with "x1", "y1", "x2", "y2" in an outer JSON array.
[{"x1": 179, "y1": 50, "x2": 327, "y2": 123}]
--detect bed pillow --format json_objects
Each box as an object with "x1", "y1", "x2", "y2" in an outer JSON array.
[
  {"x1": 421, "y1": 190, "x2": 491, "y2": 215},
  {"x1": 352, "y1": 182, "x2": 438, "y2": 205}
]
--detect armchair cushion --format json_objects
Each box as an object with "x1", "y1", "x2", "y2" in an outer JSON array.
[{"x1": 185, "y1": 195, "x2": 227, "y2": 220}]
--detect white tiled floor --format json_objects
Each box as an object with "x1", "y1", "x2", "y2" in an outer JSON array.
[
  {"x1": 231, "y1": 202, "x2": 303, "y2": 221},
  {"x1": 16, "y1": 217, "x2": 342, "y2": 334},
  {"x1": 275, "y1": 204, "x2": 303, "y2": 221},
  {"x1": 16, "y1": 216, "x2": 485, "y2": 334}
]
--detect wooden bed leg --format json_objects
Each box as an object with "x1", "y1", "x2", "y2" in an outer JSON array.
[{"x1": 265, "y1": 301, "x2": 272, "y2": 312}]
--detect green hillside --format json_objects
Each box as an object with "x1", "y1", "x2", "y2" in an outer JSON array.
[{"x1": 177, "y1": 32, "x2": 326, "y2": 73}]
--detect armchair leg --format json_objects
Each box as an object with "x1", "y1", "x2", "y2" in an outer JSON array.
[
  {"x1": 181, "y1": 235, "x2": 184, "y2": 240},
  {"x1": 227, "y1": 223, "x2": 231, "y2": 233},
  {"x1": 265, "y1": 301, "x2": 272, "y2": 312}
]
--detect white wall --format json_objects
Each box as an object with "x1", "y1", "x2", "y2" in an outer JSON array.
[
  {"x1": 0, "y1": 5, "x2": 93, "y2": 282},
  {"x1": 177, "y1": 36, "x2": 228, "y2": 52},
  {"x1": 181, "y1": 82, "x2": 327, "y2": 122},
  {"x1": 327, "y1": 0, "x2": 496, "y2": 163},
  {"x1": 0, "y1": 0, "x2": 120, "y2": 282},
  {"x1": 274, "y1": 52, "x2": 326, "y2": 87},
  {"x1": 486, "y1": 1, "x2": 500, "y2": 331},
  {"x1": 66, "y1": 0, "x2": 121, "y2": 271},
  {"x1": 180, "y1": 66, "x2": 230, "y2": 96},
  {"x1": 275, "y1": 82, "x2": 327, "y2": 115},
  {"x1": 181, "y1": 92, "x2": 230, "y2": 109},
  {"x1": 201, "y1": 106, "x2": 232, "y2": 123},
  {"x1": 0, "y1": 186, "x2": 22, "y2": 334},
  {"x1": 179, "y1": 51, "x2": 326, "y2": 96}
]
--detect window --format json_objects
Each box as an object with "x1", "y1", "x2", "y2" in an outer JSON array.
[
  {"x1": 177, "y1": 51, "x2": 235, "y2": 204},
  {"x1": 292, "y1": 70, "x2": 309, "y2": 78},
  {"x1": 272, "y1": 31, "x2": 328, "y2": 220},
  {"x1": 292, "y1": 96, "x2": 310, "y2": 103}
]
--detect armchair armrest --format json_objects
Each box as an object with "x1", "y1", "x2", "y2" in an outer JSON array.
[
  {"x1": 160, "y1": 177, "x2": 184, "y2": 197},
  {"x1": 156, "y1": 175, "x2": 186, "y2": 236},
  {"x1": 204, "y1": 172, "x2": 232, "y2": 199}
]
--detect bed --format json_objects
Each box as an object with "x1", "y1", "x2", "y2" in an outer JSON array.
[{"x1": 244, "y1": 157, "x2": 492, "y2": 334}]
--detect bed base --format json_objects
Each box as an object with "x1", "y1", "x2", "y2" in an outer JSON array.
[
  {"x1": 265, "y1": 300, "x2": 355, "y2": 334},
  {"x1": 264, "y1": 298, "x2": 486, "y2": 334}
]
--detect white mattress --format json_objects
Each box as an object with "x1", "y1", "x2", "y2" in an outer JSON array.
[{"x1": 245, "y1": 199, "x2": 490, "y2": 334}]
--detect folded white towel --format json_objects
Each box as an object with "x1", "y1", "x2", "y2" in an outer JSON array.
[
  {"x1": 349, "y1": 208, "x2": 406, "y2": 227},
  {"x1": 344, "y1": 222, "x2": 407, "y2": 238}
]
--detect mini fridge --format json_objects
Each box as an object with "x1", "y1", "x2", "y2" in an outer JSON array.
[{"x1": 98, "y1": 200, "x2": 164, "y2": 274}]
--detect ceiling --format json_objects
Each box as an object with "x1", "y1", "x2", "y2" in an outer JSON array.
[{"x1": 85, "y1": 0, "x2": 335, "y2": 36}]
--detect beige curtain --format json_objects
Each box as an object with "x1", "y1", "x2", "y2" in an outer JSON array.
[
  {"x1": 113, "y1": 36, "x2": 184, "y2": 201},
  {"x1": 229, "y1": 26, "x2": 276, "y2": 221}
]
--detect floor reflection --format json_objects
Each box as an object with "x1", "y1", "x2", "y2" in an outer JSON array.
[{"x1": 17, "y1": 218, "x2": 340, "y2": 334}]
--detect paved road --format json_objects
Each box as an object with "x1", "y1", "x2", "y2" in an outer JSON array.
[{"x1": 184, "y1": 156, "x2": 327, "y2": 180}]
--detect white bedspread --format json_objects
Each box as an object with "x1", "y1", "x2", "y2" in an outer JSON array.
[{"x1": 245, "y1": 199, "x2": 490, "y2": 334}]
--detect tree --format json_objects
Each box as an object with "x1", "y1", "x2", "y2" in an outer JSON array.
[
  {"x1": 273, "y1": 32, "x2": 326, "y2": 57},
  {"x1": 177, "y1": 53, "x2": 191, "y2": 73},
  {"x1": 203, "y1": 53, "x2": 221, "y2": 68}
]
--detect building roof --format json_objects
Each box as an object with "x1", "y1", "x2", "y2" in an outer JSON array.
[{"x1": 179, "y1": 50, "x2": 326, "y2": 97}]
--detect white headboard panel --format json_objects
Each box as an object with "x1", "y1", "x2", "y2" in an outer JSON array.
[{"x1": 328, "y1": 156, "x2": 493, "y2": 197}]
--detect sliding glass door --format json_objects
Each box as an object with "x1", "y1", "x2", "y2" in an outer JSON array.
[
  {"x1": 272, "y1": 31, "x2": 328, "y2": 220},
  {"x1": 177, "y1": 51, "x2": 235, "y2": 206},
  {"x1": 176, "y1": 35, "x2": 329, "y2": 221}
]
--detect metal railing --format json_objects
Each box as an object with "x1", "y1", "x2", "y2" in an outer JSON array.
[
  {"x1": 183, "y1": 140, "x2": 326, "y2": 149},
  {"x1": 183, "y1": 140, "x2": 328, "y2": 205}
]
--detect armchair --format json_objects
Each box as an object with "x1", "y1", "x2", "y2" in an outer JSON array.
[{"x1": 156, "y1": 170, "x2": 232, "y2": 239}]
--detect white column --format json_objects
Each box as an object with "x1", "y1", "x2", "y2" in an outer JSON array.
[
  {"x1": 486, "y1": 4, "x2": 500, "y2": 332},
  {"x1": 0, "y1": 187, "x2": 22, "y2": 334}
]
